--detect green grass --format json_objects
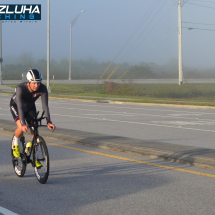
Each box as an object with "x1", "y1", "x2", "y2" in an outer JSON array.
[{"x1": 5, "y1": 83, "x2": 215, "y2": 106}]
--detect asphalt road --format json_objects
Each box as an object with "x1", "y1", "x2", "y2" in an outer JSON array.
[
  {"x1": 1, "y1": 130, "x2": 215, "y2": 215},
  {"x1": 0, "y1": 94, "x2": 215, "y2": 149},
  {"x1": 2, "y1": 95, "x2": 215, "y2": 214}
]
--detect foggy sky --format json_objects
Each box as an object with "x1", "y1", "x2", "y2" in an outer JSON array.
[{"x1": 2, "y1": 0, "x2": 215, "y2": 68}]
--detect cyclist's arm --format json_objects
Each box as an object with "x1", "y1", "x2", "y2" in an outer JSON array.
[
  {"x1": 16, "y1": 86, "x2": 26, "y2": 126},
  {"x1": 47, "y1": 122, "x2": 56, "y2": 131},
  {"x1": 41, "y1": 89, "x2": 56, "y2": 131},
  {"x1": 41, "y1": 87, "x2": 51, "y2": 123}
]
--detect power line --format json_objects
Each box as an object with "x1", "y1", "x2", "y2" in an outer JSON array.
[
  {"x1": 100, "y1": 1, "x2": 173, "y2": 80},
  {"x1": 170, "y1": 0, "x2": 178, "y2": 6},
  {"x1": 118, "y1": 1, "x2": 168, "y2": 63},
  {"x1": 182, "y1": 0, "x2": 190, "y2": 6},
  {"x1": 112, "y1": 0, "x2": 160, "y2": 62},
  {"x1": 141, "y1": 29, "x2": 178, "y2": 61},
  {"x1": 157, "y1": 0, "x2": 176, "y2": 6},
  {"x1": 182, "y1": 21, "x2": 215, "y2": 26},
  {"x1": 186, "y1": 2, "x2": 215, "y2": 9},
  {"x1": 187, "y1": 0, "x2": 215, "y2": 3},
  {"x1": 170, "y1": 0, "x2": 190, "y2": 6},
  {"x1": 119, "y1": 2, "x2": 174, "y2": 63}
]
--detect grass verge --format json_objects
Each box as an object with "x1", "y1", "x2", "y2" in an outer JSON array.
[{"x1": 5, "y1": 83, "x2": 215, "y2": 107}]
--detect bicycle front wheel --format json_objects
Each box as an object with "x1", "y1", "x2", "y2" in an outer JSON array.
[{"x1": 33, "y1": 136, "x2": 49, "y2": 184}]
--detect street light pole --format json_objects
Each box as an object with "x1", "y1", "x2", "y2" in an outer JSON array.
[{"x1": 69, "y1": 10, "x2": 85, "y2": 80}]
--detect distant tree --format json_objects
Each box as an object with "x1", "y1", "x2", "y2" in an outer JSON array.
[
  {"x1": 18, "y1": 52, "x2": 35, "y2": 66},
  {"x1": 3, "y1": 54, "x2": 215, "y2": 80},
  {"x1": 126, "y1": 63, "x2": 157, "y2": 79},
  {"x1": 36, "y1": 58, "x2": 47, "y2": 77}
]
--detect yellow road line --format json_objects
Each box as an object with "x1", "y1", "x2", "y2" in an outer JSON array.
[
  {"x1": 1, "y1": 133, "x2": 13, "y2": 138},
  {"x1": 46, "y1": 142, "x2": 215, "y2": 178},
  {"x1": 1, "y1": 132, "x2": 215, "y2": 178}
]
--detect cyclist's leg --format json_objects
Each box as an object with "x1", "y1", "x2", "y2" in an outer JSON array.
[
  {"x1": 14, "y1": 119, "x2": 35, "y2": 153},
  {"x1": 10, "y1": 99, "x2": 23, "y2": 138},
  {"x1": 25, "y1": 105, "x2": 37, "y2": 140},
  {"x1": 25, "y1": 105, "x2": 42, "y2": 167},
  {"x1": 10, "y1": 101, "x2": 23, "y2": 157},
  {"x1": 9, "y1": 100, "x2": 27, "y2": 176},
  {"x1": 15, "y1": 120, "x2": 23, "y2": 138},
  {"x1": 29, "y1": 128, "x2": 34, "y2": 140}
]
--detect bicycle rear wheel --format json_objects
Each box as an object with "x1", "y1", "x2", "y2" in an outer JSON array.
[
  {"x1": 11, "y1": 136, "x2": 27, "y2": 177},
  {"x1": 33, "y1": 136, "x2": 49, "y2": 184}
]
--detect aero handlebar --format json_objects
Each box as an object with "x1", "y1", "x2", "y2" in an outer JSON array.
[{"x1": 28, "y1": 111, "x2": 46, "y2": 128}]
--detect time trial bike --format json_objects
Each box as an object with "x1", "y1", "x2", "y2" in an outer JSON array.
[{"x1": 11, "y1": 111, "x2": 50, "y2": 184}]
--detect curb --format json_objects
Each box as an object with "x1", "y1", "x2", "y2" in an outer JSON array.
[
  {"x1": 1, "y1": 92, "x2": 215, "y2": 109},
  {"x1": 49, "y1": 96, "x2": 215, "y2": 110}
]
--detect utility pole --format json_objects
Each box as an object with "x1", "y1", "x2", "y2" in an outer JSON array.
[
  {"x1": 171, "y1": 0, "x2": 183, "y2": 85},
  {"x1": 178, "y1": 0, "x2": 183, "y2": 85},
  {"x1": 69, "y1": 22, "x2": 72, "y2": 80}
]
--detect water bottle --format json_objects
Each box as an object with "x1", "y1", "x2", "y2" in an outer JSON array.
[{"x1": 25, "y1": 142, "x2": 32, "y2": 156}]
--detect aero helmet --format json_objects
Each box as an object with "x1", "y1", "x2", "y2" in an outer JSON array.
[{"x1": 26, "y1": 69, "x2": 43, "y2": 83}]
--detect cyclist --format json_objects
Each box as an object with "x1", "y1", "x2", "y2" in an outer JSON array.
[{"x1": 9, "y1": 69, "x2": 56, "y2": 167}]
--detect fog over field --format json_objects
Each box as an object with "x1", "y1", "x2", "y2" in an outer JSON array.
[{"x1": 2, "y1": 0, "x2": 215, "y2": 79}]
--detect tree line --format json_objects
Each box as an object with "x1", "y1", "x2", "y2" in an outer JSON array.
[{"x1": 2, "y1": 53, "x2": 215, "y2": 80}]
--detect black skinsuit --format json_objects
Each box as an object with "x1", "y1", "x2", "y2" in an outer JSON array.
[{"x1": 10, "y1": 82, "x2": 51, "y2": 125}]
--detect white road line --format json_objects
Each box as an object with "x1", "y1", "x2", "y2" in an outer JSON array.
[
  {"x1": 0, "y1": 206, "x2": 18, "y2": 215},
  {"x1": 151, "y1": 120, "x2": 215, "y2": 126},
  {"x1": 0, "y1": 98, "x2": 215, "y2": 114},
  {"x1": 51, "y1": 113, "x2": 215, "y2": 133},
  {"x1": 1, "y1": 100, "x2": 215, "y2": 122},
  {"x1": 169, "y1": 113, "x2": 203, "y2": 116},
  {"x1": 41, "y1": 105, "x2": 215, "y2": 122},
  {"x1": 48, "y1": 101, "x2": 215, "y2": 114},
  {"x1": 83, "y1": 113, "x2": 135, "y2": 116},
  {"x1": 38, "y1": 99, "x2": 215, "y2": 113},
  {"x1": 1, "y1": 98, "x2": 215, "y2": 117}
]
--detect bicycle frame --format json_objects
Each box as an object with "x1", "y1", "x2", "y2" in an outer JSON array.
[
  {"x1": 12, "y1": 110, "x2": 50, "y2": 183},
  {"x1": 21, "y1": 111, "x2": 47, "y2": 166}
]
